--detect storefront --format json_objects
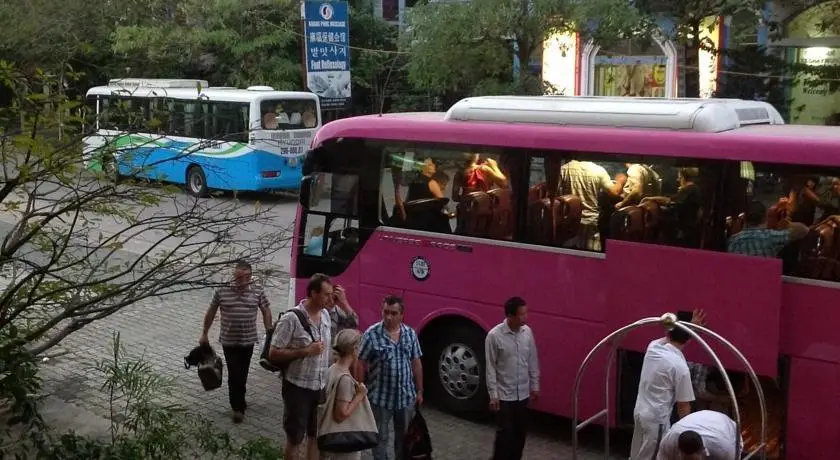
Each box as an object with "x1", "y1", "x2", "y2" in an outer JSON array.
[
  {"x1": 770, "y1": 0, "x2": 840, "y2": 124},
  {"x1": 542, "y1": 17, "x2": 725, "y2": 99}
]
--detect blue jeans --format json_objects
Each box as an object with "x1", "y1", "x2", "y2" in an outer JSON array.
[{"x1": 371, "y1": 404, "x2": 414, "y2": 460}]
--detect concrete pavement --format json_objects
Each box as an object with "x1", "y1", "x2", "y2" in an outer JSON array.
[
  {"x1": 31, "y1": 271, "x2": 627, "y2": 459},
  {"x1": 1, "y1": 188, "x2": 627, "y2": 459}
]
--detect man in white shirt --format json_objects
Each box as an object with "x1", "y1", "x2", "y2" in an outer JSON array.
[
  {"x1": 656, "y1": 410, "x2": 742, "y2": 460},
  {"x1": 630, "y1": 310, "x2": 706, "y2": 460},
  {"x1": 485, "y1": 296, "x2": 540, "y2": 460}
]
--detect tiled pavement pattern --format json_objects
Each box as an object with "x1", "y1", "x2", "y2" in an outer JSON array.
[{"x1": 34, "y1": 272, "x2": 628, "y2": 459}]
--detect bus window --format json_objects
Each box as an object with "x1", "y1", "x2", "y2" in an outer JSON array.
[
  {"x1": 725, "y1": 162, "x2": 840, "y2": 281},
  {"x1": 260, "y1": 99, "x2": 318, "y2": 130},
  {"x1": 379, "y1": 145, "x2": 515, "y2": 240},
  {"x1": 307, "y1": 171, "x2": 359, "y2": 216},
  {"x1": 302, "y1": 214, "x2": 327, "y2": 257},
  {"x1": 525, "y1": 152, "x2": 720, "y2": 252},
  {"x1": 206, "y1": 101, "x2": 248, "y2": 142}
]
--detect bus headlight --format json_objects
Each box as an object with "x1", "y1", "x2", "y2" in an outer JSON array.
[{"x1": 287, "y1": 157, "x2": 299, "y2": 167}]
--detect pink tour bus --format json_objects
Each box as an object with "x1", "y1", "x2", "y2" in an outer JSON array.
[{"x1": 290, "y1": 96, "x2": 840, "y2": 459}]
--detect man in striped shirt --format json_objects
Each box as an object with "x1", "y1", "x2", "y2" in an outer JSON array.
[
  {"x1": 359, "y1": 295, "x2": 424, "y2": 460},
  {"x1": 200, "y1": 260, "x2": 272, "y2": 424}
]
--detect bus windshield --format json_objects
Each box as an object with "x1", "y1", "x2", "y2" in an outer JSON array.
[{"x1": 260, "y1": 99, "x2": 318, "y2": 130}]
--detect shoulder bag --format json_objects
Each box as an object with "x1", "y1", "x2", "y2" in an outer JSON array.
[{"x1": 317, "y1": 372, "x2": 379, "y2": 453}]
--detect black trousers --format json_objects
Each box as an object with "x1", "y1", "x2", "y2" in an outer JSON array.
[
  {"x1": 492, "y1": 399, "x2": 529, "y2": 460},
  {"x1": 222, "y1": 344, "x2": 254, "y2": 413}
]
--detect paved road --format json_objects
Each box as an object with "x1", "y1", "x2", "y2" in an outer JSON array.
[{"x1": 2, "y1": 189, "x2": 629, "y2": 459}]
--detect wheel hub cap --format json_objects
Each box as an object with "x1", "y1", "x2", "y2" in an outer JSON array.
[{"x1": 437, "y1": 343, "x2": 481, "y2": 400}]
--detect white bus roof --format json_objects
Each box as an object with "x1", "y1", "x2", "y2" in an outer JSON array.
[
  {"x1": 86, "y1": 79, "x2": 317, "y2": 103},
  {"x1": 444, "y1": 96, "x2": 785, "y2": 133}
]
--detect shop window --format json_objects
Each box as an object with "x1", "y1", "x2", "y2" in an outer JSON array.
[
  {"x1": 379, "y1": 145, "x2": 515, "y2": 240},
  {"x1": 593, "y1": 38, "x2": 667, "y2": 97}
]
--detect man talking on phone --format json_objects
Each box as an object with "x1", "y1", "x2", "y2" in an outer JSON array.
[{"x1": 328, "y1": 283, "x2": 358, "y2": 339}]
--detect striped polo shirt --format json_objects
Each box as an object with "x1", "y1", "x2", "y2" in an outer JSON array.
[{"x1": 211, "y1": 284, "x2": 270, "y2": 346}]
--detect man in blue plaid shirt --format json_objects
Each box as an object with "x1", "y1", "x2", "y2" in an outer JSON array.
[
  {"x1": 359, "y1": 295, "x2": 424, "y2": 460},
  {"x1": 727, "y1": 200, "x2": 809, "y2": 257}
]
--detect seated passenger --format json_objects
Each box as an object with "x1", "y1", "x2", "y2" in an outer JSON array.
[
  {"x1": 452, "y1": 153, "x2": 507, "y2": 201},
  {"x1": 726, "y1": 200, "x2": 809, "y2": 257},
  {"x1": 304, "y1": 226, "x2": 324, "y2": 256},
  {"x1": 640, "y1": 167, "x2": 703, "y2": 247},
  {"x1": 262, "y1": 111, "x2": 278, "y2": 129},
  {"x1": 615, "y1": 163, "x2": 661, "y2": 209},
  {"x1": 786, "y1": 175, "x2": 820, "y2": 226},
  {"x1": 302, "y1": 107, "x2": 317, "y2": 128},
  {"x1": 407, "y1": 158, "x2": 446, "y2": 201}
]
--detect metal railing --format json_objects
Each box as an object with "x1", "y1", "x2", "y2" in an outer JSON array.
[{"x1": 570, "y1": 312, "x2": 767, "y2": 460}]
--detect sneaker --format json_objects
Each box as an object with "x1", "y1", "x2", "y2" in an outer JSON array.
[{"x1": 232, "y1": 412, "x2": 244, "y2": 424}]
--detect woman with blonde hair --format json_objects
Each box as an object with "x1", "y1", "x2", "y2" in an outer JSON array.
[{"x1": 320, "y1": 328, "x2": 369, "y2": 460}]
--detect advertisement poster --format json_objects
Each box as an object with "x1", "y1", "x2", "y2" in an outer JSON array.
[{"x1": 304, "y1": 1, "x2": 351, "y2": 110}]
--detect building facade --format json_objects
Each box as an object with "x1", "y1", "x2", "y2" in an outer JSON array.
[
  {"x1": 764, "y1": 0, "x2": 840, "y2": 124},
  {"x1": 542, "y1": 17, "x2": 726, "y2": 99}
]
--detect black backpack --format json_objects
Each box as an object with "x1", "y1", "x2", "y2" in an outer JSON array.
[{"x1": 259, "y1": 308, "x2": 315, "y2": 374}]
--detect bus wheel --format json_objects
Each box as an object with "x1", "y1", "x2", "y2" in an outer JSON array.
[
  {"x1": 186, "y1": 166, "x2": 208, "y2": 197},
  {"x1": 426, "y1": 324, "x2": 488, "y2": 415}
]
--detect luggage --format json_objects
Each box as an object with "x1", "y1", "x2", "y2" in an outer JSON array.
[
  {"x1": 403, "y1": 406, "x2": 433, "y2": 459},
  {"x1": 184, "y1": 344, "x2": 223, "y2": 391}
]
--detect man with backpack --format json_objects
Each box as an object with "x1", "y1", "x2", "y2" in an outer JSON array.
[{"x1": 269, "y1": 273, "x2": 335, "y2": 460}]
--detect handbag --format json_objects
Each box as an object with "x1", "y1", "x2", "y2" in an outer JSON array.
[
  {"x1": 184, "y1": 344, "x2": 223, "y2": 391},
  {"x1": 317, "y1": 372, "x2": 378, "y2": 453}
]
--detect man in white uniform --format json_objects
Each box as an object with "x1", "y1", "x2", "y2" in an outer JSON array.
[
  {"x1": 630, "y1": 310, "x2": 706, "y2": 460},
  {"x1": 656, "y1": 410, "x2": 742, "y2": 460}
]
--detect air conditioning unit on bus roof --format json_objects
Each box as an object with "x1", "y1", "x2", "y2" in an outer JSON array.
[
  {"x1": 443, "y1": 95, "x2": 785, "y2": 133},
  {"x1": 107, "y1": 78, "x2": 209, "y2": 89}
]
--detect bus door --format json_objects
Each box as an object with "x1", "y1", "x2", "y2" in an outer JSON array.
[{"x1": 297, "y1": 139, "x2": 380, "y2": 292}]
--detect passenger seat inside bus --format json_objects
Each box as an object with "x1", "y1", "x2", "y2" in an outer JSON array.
[
  {"x1": 525, "y1": 183, "x2": 582, "y2": 246},
  {"x1": 795, "y1": 219, "x2": 840, "y2": 281},
  {"x1": 456, "y1": 191, "x2": 493, "y2": 237}
]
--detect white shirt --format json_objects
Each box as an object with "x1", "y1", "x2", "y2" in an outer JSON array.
[
  {"x1": 634, "y1": 338, "x2": 695, "y2": 424},
  {"x1": 657, "y1": 410, "x2": 742, "y2": 460},
  {"x1": 485, "y1": 321, "x2": 540, "y2": 402}
]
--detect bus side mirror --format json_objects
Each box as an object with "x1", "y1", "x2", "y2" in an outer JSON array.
[{"x1": 299, "y1": 175, "x2": 314, "y2": 209}]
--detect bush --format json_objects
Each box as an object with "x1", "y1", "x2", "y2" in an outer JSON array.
[{"x1": 11, "y1": 332, "x2": 283, "y2": 459}]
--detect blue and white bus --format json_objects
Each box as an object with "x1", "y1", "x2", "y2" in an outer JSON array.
[{"x1": 84, "y1": 78, "x2": 321, "y2": 196}]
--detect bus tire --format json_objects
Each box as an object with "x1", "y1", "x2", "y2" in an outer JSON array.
[
  {"x1": 186, "y1": 165, "x2": 208, "y2": 197},
  {"x1": 425, "y1": 324, "x2": 488, "y2": 416}
]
